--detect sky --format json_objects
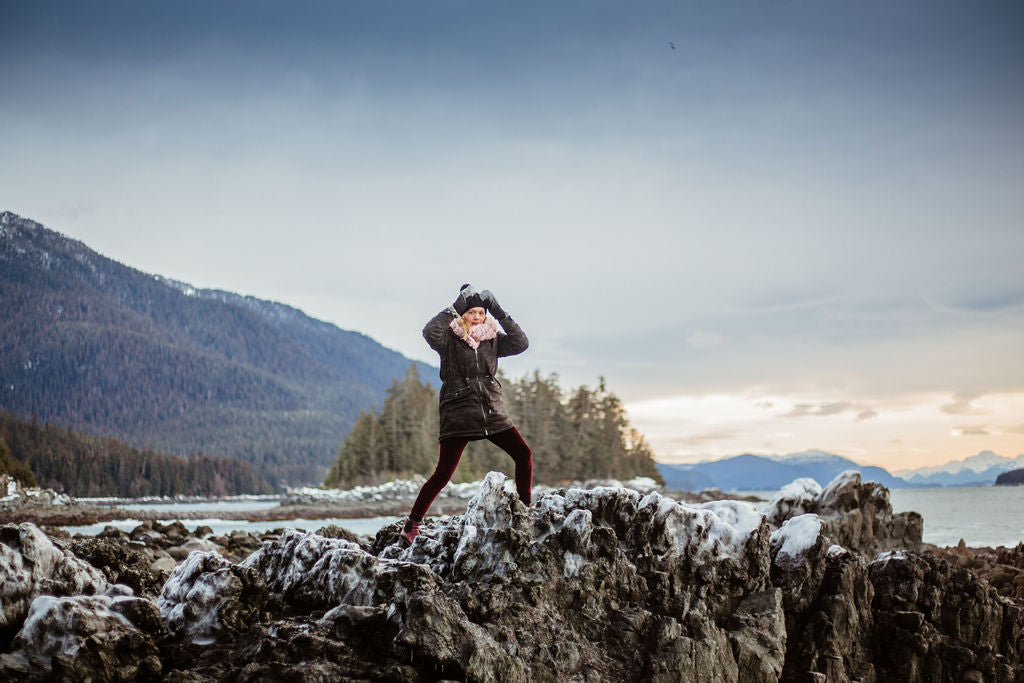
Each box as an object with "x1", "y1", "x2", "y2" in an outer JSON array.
[{"x1": 2, "y1": 0, "x2": 1023, "y2": 470}]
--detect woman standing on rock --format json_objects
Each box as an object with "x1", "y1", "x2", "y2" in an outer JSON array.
[{"x1": 400, "y1": 284, "x2": 533, "y2": 546}]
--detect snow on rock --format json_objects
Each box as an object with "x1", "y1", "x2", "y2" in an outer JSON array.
[
  {"x1": 0, "y1": 523, "x2": 109, "y2": 642},
  {"x1": 767, "y1": 471, "x2": 922, "y2": 558},
  {"x1": 694, "y1": 500, "x2": 766, "y2": 561},
  {"x1": 770, "y1": 514, "x2": 824, "y2": 567},
  {"x1": 0, "y1": 476, "x2": 73, "y2": 508},
  {"x1": 4, "y1": 590, "x2": 161, "y2": 678},
  {"x1": 240, "y1": 528, "x2": 438, "y2": 610},
  {"x1": 870, "y1": 549, "x2": 908, "y2": 567},
  {"x1": 159, "y1": 550, "x2": 267, "y2": 645},
  {"x1": 764, "y1": 477, "x2": 822, "y2": 525},
  {"x1": 383, "y1": 470, "x2": 771, "y2": 603}
]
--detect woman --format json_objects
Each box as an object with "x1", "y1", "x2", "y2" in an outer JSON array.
[{"x1": 400, "y1": 283, "x2": 532, "y2": 546}]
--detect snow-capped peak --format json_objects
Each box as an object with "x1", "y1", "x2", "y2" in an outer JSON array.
[{"x1": 892, "y1": 451, "x2": 1024, "y2": 477}]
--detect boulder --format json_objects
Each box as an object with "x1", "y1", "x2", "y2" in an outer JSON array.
[
  {"x1": 159, "y1": 551, "x2": 268, "y2": 645},
  {"x1": 68, "y1": 536, "x2": 167, "y2": 598},
  {"x1": 0, "y1": 589, "x2": 161, "y2": 682},
  {"x1": 0, "y1": 523, "x2": 109, "y2": 647}
]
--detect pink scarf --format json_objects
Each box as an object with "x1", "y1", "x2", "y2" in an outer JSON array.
[{"x1": 449, "y1": 315, "x2": 500, "y2": 349}]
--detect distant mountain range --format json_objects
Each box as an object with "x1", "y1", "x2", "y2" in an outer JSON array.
[
  {"x1": 893, "y1": 451, "x2": 1024, "y2": 487},
  {"x1": 656, "y1": 449, "x2": 1024, "y2": 491},
  {"x1": 0, "y1": 211, "x2": 435, "y2": 487}
]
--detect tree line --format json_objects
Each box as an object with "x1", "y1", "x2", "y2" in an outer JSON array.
[
  {"x1": 324, "y1": 366, "x2": 663, "y2": 488},
  {"x1": 0, "y1": 411, "x2": 272, "y2": 497}
]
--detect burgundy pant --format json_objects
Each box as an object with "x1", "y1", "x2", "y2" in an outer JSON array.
[{"x1": 409, "y1": 427, "x2": 533, "y2": 521}]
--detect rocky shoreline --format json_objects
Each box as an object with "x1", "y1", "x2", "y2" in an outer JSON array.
[
  {"x1": 0, "y1": 476, "x2": 758, "y2": 529},
  {"x1": 1, "y1": 470, "x2": 1022, "y2": 681}
]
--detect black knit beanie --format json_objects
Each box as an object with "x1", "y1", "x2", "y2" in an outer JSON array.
[{"x1": 460, "y1": 283, "x2": 485, "y2": 311}]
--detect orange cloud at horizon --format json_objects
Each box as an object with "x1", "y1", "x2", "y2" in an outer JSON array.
[{"x1": 626, "y1": 391, "x2": 1024, "y2": 472}]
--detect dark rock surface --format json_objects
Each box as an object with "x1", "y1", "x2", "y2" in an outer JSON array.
[
  {"x1": 995, "y1": 468, "x2": 1024, "y2": 486},
  {"x1": 0, "y1": 470, "x2": 1021, "y2": 682},
  {"x1": 928, "y1": 542, "x2": 1024, "y2": 604}
]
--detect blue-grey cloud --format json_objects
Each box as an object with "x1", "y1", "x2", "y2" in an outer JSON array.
[{"x1": 2, "y1": 0, "x2": 1023, "y2": 409}]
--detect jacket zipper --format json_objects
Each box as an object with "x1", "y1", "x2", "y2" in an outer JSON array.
[{"x1": 474, "y1": 348, "x2": 488, "y2": 436}]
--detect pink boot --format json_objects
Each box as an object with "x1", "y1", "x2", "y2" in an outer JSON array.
[{"x1": 399, "y1": 518, "x2": 420, "y2": 546}]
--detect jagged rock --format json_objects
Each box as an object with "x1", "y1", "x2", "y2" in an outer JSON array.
[
  {"x1": 7, "y1": 472, "x2": 1020, "y2": 682},
  {"x1": 154, "y1": 472, "x2": 782, "y2": 680},
  {"x1": 870, "y1": 550, "x2": 1024, "y2": 682},
  {"x1": 68, "y1": 536, "x2": 167, "y2": 598},
  {"x1": 159, "y1": 551, "x2": 268, "y2": 645},
  {"x1": 770, "y1": 517, "x2": 876, "y2": 682},
  {"x1": 0, "y1": 523, "x2": 109, "y2": 647},
  {"x1": 240, "y1": 528, "x2": 440, "y2": 610},
  {"x1": 0, "y1": 590, "x2": 161, "y2": 682},
  {"x1": 368, "y1": 472, "x2": 779, "y2": 680},
  {"x1": 726, "y1": 589, "x2": 787, "y2": 681},
  {"x1": 928, "y1": 542, "x2": 1024, "y2": 604},
  {"x1": 767, "y1": 470, "x2": 922, "y2": 557}
]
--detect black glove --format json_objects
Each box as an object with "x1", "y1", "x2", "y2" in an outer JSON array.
[
  {"x1": 479, "y1": 290, "x2": 507, "y2": 320},
  {"x1": 453, "y1": 283, "x2": 480, "y2": 315}
]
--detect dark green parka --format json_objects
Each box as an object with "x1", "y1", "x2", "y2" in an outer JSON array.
[{"x1": 422, "y1": 307, "x2": 529, "y2": 441}]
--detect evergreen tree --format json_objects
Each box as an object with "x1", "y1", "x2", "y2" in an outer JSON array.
[
  {"x1": 325, "y1": 365, "x2": 664, "y2": 487},
  {"x1": 0, "y1": 435, "x2": 37, "y2": 488}
]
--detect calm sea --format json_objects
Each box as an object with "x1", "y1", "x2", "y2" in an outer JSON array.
[
  {"x1": 738, "y1": 486, "x2": 1024, "y2": 548},
  {"x1": 62, "y1": 486, "x2": 1024, "y2": 548}
]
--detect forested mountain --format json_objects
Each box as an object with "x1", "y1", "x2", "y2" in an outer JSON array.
[
  {"x1": 0, "y1": 211, "x2": 434, "y2": 487},
  {"x1": 0, "y1": 411, "x2": 269, "y2": 496},
  {"x1": 325, "y1": 367, "x2": 663, "y2": 487}
]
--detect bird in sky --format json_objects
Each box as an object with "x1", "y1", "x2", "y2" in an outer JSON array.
[{"x1": 669, "y1": 41, "x2": 676, "y2": 51}]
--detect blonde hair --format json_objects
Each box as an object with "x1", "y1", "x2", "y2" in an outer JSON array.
[{"x1": 457, "y1": 315, "x2": 473, "y2": 337}]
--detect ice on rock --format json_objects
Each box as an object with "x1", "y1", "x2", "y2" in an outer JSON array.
[
  {"x1": 770, "y1": 514, "x2": 824, "y2": 566},
  {"x1": 451, "y1": 472, "x2": 526, "y2": 580},
  {"x1": 1, "y1": 523, "x2": 109, "y2": 638},
  {"x1": 160, "y1": 551, "x2": 250, "y2": 644},
  {"x1": 827, "y1": 544, "x2": 850, "y2": 558},
  {"x1": 241, "y1": 528, "x2": 438, "y2": 610},
  {"x1": 871, "y1": 549, "x2": 908, "y2": 567},
  {"x1": 156, "y1": 543, "x2": 270, "y2": 646},
  {"x1": 15, "y1": 595, "x2": 133, "y2": 663},
  {"x1": 764, "y1": 478, "x2": 822, "y2": 525}
]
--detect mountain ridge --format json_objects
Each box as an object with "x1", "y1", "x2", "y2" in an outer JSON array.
[
  {"x1": 656, "y1": 450, "x2": 910, "y2": 491},
  {"x1": 0, "y1": 210, "x2": 436, "y2": 486}
]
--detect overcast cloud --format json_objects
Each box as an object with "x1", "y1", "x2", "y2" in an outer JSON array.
[{"x1": 2, "y1": 0, "x2": 1022, "y2": 467}]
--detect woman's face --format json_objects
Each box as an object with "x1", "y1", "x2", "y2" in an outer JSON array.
[{"x1": 463, "y1": 307, "x2": 486, "y2": 325}]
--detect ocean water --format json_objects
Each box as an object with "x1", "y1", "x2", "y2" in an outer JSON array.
[
  {"x1": 741, "y1": 486, "x2": 1024, "y2": 548},
  {"x1": 889, "y1": 486, "x2": 1024, "y2": 548}
]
